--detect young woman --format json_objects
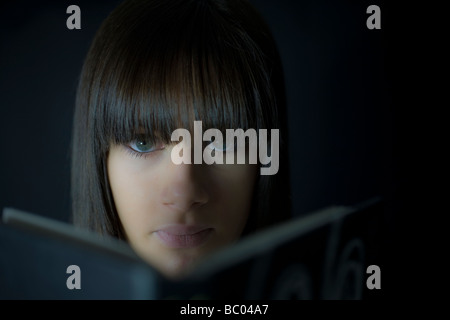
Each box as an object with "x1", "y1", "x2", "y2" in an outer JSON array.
[{"x1": 71, "y1": 0, "x2": 291, "y2": 279}]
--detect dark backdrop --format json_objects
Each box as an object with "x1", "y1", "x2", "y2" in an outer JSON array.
[{"x1": 0, "y1": 0, "x2": 398, "y2": 228}]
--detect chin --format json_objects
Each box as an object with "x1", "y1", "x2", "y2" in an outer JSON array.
[{"x1": 159, "y1": 253, "x2": 200, "y2": 280}]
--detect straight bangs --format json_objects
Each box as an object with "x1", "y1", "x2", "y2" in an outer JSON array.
[{"x1": 89, "y1": 0, "x2": 279, "y2": 151}]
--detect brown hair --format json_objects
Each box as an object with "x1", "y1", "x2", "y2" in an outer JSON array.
[{"x1": 71, "y1": 0, "x2": 291, "y2": 240}]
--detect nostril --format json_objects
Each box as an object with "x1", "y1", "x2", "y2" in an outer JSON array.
[{"x1": 190, "y1": 201, "x2": 206, "y2": 210}]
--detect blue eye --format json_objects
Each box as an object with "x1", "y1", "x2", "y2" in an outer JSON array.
[
  {"x1": 129, "y1": 139, "x2": 156, "y2": 153},
  {"x1": 206, "y1": 139, "x2": 234, "y2": 152}
]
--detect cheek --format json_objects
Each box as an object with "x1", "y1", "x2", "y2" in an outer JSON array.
[
  {"x1": 107, "y1": 149, "x2": 162, "y2": 236},
  {"x1": 209, "y1": 165, "x2": 258, "y2": 238},
  {"x1": 214, "y1": 166, "x2": 256, "y2": 204}
]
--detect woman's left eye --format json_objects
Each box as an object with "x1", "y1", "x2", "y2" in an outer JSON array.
[
  {"x1": 205, "y1": 139, "x2": 234, "y2": 152},
  {"x1": 129, "y1": 140, "x2": 158, "y2": 153}
]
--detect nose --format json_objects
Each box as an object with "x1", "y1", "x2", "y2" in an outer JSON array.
[{"x1": 161, "y1": 161, "x2": 209, "y2": 214}]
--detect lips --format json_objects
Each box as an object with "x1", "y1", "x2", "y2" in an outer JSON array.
[{"x1": 155, "y1": 225, "x2": 213, "y2": 248}]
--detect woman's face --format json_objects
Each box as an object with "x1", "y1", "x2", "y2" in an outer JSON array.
[{"x1": 107, "y1": 138, "x2": 258, "y2": 278}]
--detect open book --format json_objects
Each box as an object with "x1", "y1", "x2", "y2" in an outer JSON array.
[{"x1": 0, "y1": 197, "x2": 386, "y2": 299}]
